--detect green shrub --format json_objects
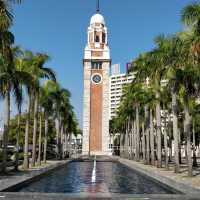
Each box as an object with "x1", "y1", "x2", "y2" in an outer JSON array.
[{"x1": 10, "y1": 152, "x2": 24, "y2": 161}]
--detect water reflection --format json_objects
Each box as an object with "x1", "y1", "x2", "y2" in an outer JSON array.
[{"x1": 17, "y1": 161, "x2": 175, "y2": 194}]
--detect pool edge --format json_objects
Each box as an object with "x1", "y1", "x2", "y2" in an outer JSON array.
[{"x1": 117, "y1": 157, "x2": 200, "y2": 195}]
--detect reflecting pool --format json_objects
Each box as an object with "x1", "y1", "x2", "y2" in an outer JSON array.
[{"x1": 17, "y1": 161, "x2": 176, "y2": 194}]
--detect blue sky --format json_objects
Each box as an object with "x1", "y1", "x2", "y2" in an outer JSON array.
[{"x1": 9, "y1": 0, "x2": 191, "y2": 127}]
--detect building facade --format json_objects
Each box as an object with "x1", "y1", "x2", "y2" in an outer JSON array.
[
  {"x1": 109, "y1": 68, "x2": 135, "y2": 119},
  {"x1": 82, "y1": 11, "x2": 111, "y2": 155}
]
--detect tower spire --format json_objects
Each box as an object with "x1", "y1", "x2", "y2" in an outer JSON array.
[{"x1": 96, "y1": 0, "x2": 100, "y2": 13}]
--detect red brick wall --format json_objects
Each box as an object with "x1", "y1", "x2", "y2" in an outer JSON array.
[{"x1": 90, "y1": 70, "x2": 103, "y2": 152}]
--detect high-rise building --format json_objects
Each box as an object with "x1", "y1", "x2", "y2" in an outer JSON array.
[
  {"x1": 111, "y1": 64, "x2": 120, "y2": 75},
  {"x1": 109, "y1": 69, "x2": 135, "y2": 119},
  {"x1": 82, "y1": 7, "x2": 111, "y2": 155}
]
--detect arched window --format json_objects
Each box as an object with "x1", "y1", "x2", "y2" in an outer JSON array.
[
  {"x1": 102, "y1": 33, "x2": 106, "y2": 43},
  {"x1": 95, "y1": 35, "x2": 100, "y2": 43}
]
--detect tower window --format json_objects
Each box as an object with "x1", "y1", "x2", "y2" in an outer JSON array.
[
  {"x1": 92, "y1": 62, "x2": 102, "y2": 70},
  {"x1": 95, "y1": 35, "x2": 100, "y2": 43},
  {"x1": 102, "y1": 33, "x2": 106, "y2": 43}
]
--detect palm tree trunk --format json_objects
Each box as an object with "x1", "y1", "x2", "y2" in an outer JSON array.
[
  {"x1": 184, "y1": 98, "x2": 193, "y2": 176},
  {"x1": 62, "y1": 132, "x2": 66, "y2": 159},
  {"x1": 32, "y1": 93, "x2": 39, "y2": 166},
  {"x1": 60, "y1": 124, "x2": 64, "y2": 159},
  {"x1": 130, "y1": 121, "x2": 133, "y2": 159},
  {"x1": 178, "y1": 129, "x2": 182, "y2": 164},
  {"x1": 192, "y1": 120, "x2": 197, "y2": 167},
  {"x1": 193, "y1": 121, "x2": 196, "y2": 147},
  {"x1": 2, "y1": 91, "x2": 10, "y2": 173},
  {"x1": 133, "y1": 120, "x2": 137, "y2": 160},
  {"x1": 131, "y1": 121, "x2": 135, "y2": 159},
  {"x1": 156, "y1": 92, "x2": 162, "y2": 168},
  {"x1": 37, "y1": 112, "x2": 42, "y2": 165},
  {"x1": 142, "y1": 122, "x2": 146, "y2": 163},
  {"x1": 145, "y1": 106, "x2": 150, "y2": 164},
  {"x1": 120, "y1": 134, "x2": 123, "y2": 157},
  {"x1": 150, "y1": 109, "x2": 155, "y2": 165},
  {"x1": 130, "y1": 130, "x2": 133, "y2": 159},
  {"x1": 43, "y1": 112, "x2": 48, "y2": 163},
  {"x1": 127, "y1": 120, "x2": 131, "y2": 159},
  {"x1": 23, "y1": 95, "x2": 31, "y2": 170},
  {"x1": 55, "y1": 118, "x2": 59, "y2": 158},
  {"x1": 64, "y1": 134, "x2": 68, "y2": 158},
  {"x1": 55, "y1": 117, "x2": 61, "y2": 159},
  {"x1": 128, "y1": 119, "x2": 131, "y2": 159},
  {"x1": 164, "y1": 110, "x2": 169, "y2": 170},
  {"x1": 146, "y1": 129, "x2": 150, "y2": 165},
  {"x1": 15, "y1": 112, "x2": 21, "y2": 171},
  {"x1": 124, "y1": 122, "x2": 128, "y2": 158},
  {"x1": 171, "y1": 91, "x2": 180, "y2": 173},
  {"x1": 168, "y1": 114, "x2": 172, "y2": 162},
  {"x1": 136, "y1": 105, "x2": 140, "y2": 161}
]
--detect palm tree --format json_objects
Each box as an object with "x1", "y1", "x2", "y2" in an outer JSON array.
[
  {"x1": 0, "y1": 0, "x2": 22, "y2": 32},
  {"x1": 0, "y1": 48, "x2": 32, "y2": 172},
  {"x1": 163, "y1": 34, "x2": 193, "y2": 173},
  {"x1": 20, "y1": 52, "x2": 56, "y2": 167},
  {"x1": 0, "y1": 0, "x2": 23, "y2": 172},
  {"x1": 31, "y1": 53, "x2": 56, "y2": 166},
  {"x1": 62, "y1": 107, "x2": 78, "y2": 158},
  {"x1": 16, "y1": 51, "x2": 33, "y2": 170},
  {"x1": 13, "y1": 47, "x2": 33, "y2": 170},
  {"x1": 181, "y1": 2, "x2": 200, "y2": 61},
  {"x1": 161, "y1": 88, "x2": 171, "y2": 170},
  {"x1": 108, "y1": 2, "x2": 200, "y2": 177},
  {"x1": 45, "y1": 84, "x2": 71, "y2": 159},
  {"x1": 16, "y1": 51, "x2": 55, "y2": 169},
  {"x1": 37, "y1": 109, "x2": 42, "y2": 166},
  {"x1": 181, "y1": 2, "x2": 200, "y2": 176},
  {"x1": 40, "y1": 80, "x2": 58, "y2": 163},
  {"x1": 54, "y1": 89, "x2": 71, "y2": 159},
  {"x1": 133, "y1": 45, "x2": 165, "y2": 168},
  {"x1": 179, "y1": 66, "x2": 199, "y2": 176}
]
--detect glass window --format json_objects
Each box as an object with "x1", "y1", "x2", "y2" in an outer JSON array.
[{"x1": 92, "y1": 62, "x2": 102, "y2": 70}]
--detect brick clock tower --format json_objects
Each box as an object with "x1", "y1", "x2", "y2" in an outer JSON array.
[{"x1": 82, "y1": 6, "x2": 111, "y2": 155}]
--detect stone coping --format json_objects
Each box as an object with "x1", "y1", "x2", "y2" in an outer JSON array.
[
  {"x1": 0, "y1": 160, "x2": 71, "y2": 192},
  {"x1": 117, "y1": 157, "x2": 200, "y2": 195},
  {"x1": 0, "y1": 193, "x2": 199, "y2": 200}
]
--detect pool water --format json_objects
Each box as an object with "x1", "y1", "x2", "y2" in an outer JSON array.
[{"x1": 17, "y1": 161, "x2": 176, "y2": 194}]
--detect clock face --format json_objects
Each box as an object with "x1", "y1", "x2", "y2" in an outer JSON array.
[{"x1": 92, "y1": 74, "x2": 102, "y2": 84}]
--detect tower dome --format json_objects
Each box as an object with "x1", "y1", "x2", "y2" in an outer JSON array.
[{"x1": 90, "y1": 13, "x2": 105, "y2": 25}]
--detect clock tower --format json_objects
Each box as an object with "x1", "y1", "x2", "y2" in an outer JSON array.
[{"x1": 82, "y1": 6, "x2": 111, "y2": 155}]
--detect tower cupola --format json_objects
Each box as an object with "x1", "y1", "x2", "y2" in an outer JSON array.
[
  {"x1": 84, "y1": 9, "x2": 110, "y2": 60},
  {"x1": 90, "y1": 13, "x2": 105, "y2": 25}
]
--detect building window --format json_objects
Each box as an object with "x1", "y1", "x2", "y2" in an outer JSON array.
[
  {"x1": 102, "y1": 33, "x2": 106, "y2": 43},
  {"x1": 95, "y1": 35, "x2": 100, "y2": 43},
  {"x1": 92, "y1": 62, "x2": 102, "y2": 70}
]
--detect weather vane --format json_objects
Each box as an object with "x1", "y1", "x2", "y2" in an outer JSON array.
[{"x1": 96, "y1": 0, "x2": 100, "y2": 13}]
